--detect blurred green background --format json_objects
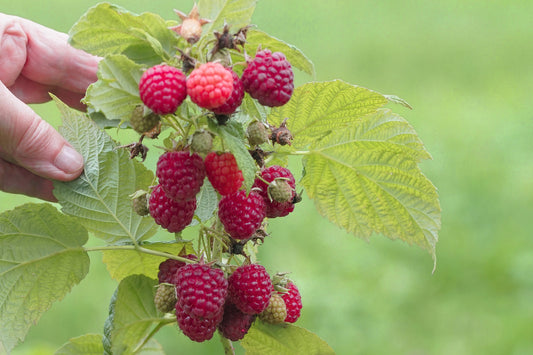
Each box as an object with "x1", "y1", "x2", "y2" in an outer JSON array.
[{"x1": 1, "y1": 0, "x2": 533, "y2": 354}]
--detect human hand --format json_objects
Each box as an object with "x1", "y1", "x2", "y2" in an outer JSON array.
[{"x1": 0, "y1": 13, "x2": 99, "y2": 201}]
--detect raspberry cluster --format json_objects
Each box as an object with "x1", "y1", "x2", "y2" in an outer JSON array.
[{"x1": 131, "y1": 11, "x2": 304, "y2": 345}]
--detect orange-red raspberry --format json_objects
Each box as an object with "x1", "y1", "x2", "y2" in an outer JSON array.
[
  {"x1": 212, "y1": 68, "x2": 245, "y2": 115},
  {"x1": 204, "y1": 152, "x2": 244, "y2": 196},
  {"x1": 186, "y1": 62, "x2": 233, "y2": 109}
]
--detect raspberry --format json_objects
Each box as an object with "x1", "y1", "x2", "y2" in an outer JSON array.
[
  {"x1": 204, "y1": 152, "x2": 244, "y2": 195},
  {"x1": 139, "y1": 64, "x2": 187, "y2": 114},
  {"x1": 259, "y1": 294, "x2": 287, "y2": 324},
  {"x1": 281, "y1": 282, "x2": 302, "y2": 323},
  {"x1": 157, "y1": 254, "x2": 198, "y2": 284},
  {"x1": 130, "y1": 105, "x2": 160, "y2": 134},
  {"x1": 149, "y1": 185, "x2": 197, "y2": 233},
  {"x1": 175, "y1": 302, "x2": 223, "y2": 342},
  {"x1": 131, "y1": 193, "x2": 149, "y2": 217},
  {"x1": 156, "y1": 151, "x2": 206, "y2": 201},
  {"x1": 252, "y1": 165, "x2": 296, "y2": 218},
  {"x1": 218, "y1": 302, "x2": 256, "y2": 341},
  {"x1": 228, "y1": 264, "x2": 273, "y2": 315},
  {"x1": 190, "y1": 130, "x2": 213, "y2": 155},
  {"x1": 218, "y1": 191, "x2": 266, "y2": 240},
  {"x1": 154, "y1": 283, "x2": 178, "y2": 313},
  {"x1": 212, "y1": 68, "x2": 245, "y2": 115},
  {"x1": 186, "y1": 62, "x2": 233, "y2": 109},
  {"x1": 242, "y1": 49, "x2": 294, "y2": 107},
  {"x1": 174, "y1": 263, "x2": 228, "y2": 320},
  {"x1": 246, "y1": 121, "x2": 270, "y2": 146}
]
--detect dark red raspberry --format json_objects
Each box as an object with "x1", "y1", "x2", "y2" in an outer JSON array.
[
  {"x1": 242, "y1": 49, "x2": 294, "y2": 107},
  {"x1": 228, "y1": 264, "x2": 273, "y2": 315},
  {"x1": 139, "y1": 64, "x2": 187, "y2": 114},
  {"x1": 187, "y1": 62, "x2": 233, "y2": 109},
  {"x1": 218, "y1": 191, "x2": 266, "y2": 240},
  {"x1": 204, "y1": 152, "x2": 244, "y2": 195},
  {"x1": 149, "y1": 185, "x2": 197, "y2": 233},
  {"x1": 174, "y1": 263, "x2": 228, "y2": 320},
  {"x1": 212, "y1": 68, "x2": 245, "y2": 115},
  {"x1": 218, "y1": 302, "x2": 255, "y2": 341},
  {"x1": 281, "y1": 281, "x2": 302, "y2": 323},
  {"x1": 175, "y1": 302, "x2": 223, "y2": 342},
  {"x1": 156, "y1": 151, "x2": 206, "y2": 201},
  {"x1": 252, "y1": 165, "x2": 296, "y2": 218},
  {"x1": 157, "y1": 254, "x2": 198, "y2": 284}
]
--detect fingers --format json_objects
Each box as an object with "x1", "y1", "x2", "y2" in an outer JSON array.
[
  {"x1": 17, "y1": 16, "x2": 100, "y2": 94},
  {"x1": 0, "y1": 158, "x2": 57, "y2": 201},
  {"x1": 0, "y1": 15, "x2": 27, "y2": 86},
  {"x1": 0, "y1": 82, "x2": 84, "y2": 182}
]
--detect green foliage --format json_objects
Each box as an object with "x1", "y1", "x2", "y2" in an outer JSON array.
[
  {"x1": 241, "y1": 321, "x2": 335, "y2": 355},
  {"x1": 102, "y1": 242, "x2": 194, "y2": 281},
  {"x1": 244, "y1": 29, "x2": 315, "y2": 76},
  {"x1": 84, "y1": 55, "x2": 143, "y2": 123},
  {"x1": 190, "y1": 181, "x2": 218, "y2": 226},
  {"x1": 198, "y1": 0, "x2": 257, "y2": 33},
  {"x1": 268, "y1": 81, "x2": 440, "y2": 258},
  {"x1": 0, "y1": 204, "x2": 89, "y2": 353},
  {"x1": 68, "y1": 3, "x2": 178, "y2": 65},
  {"x1": 103, "y1": 275, "x2": 166, "y2": 355},
  {"x1": 52, "y1": 99, "x2": 158, "y2": 244},
  {"x1": 55, "y1": 334, "x2": 104, "y2": 355}
]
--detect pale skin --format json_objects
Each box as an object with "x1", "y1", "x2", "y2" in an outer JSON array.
[{"x1": 0, "y1": 13, "x2": 99, "y2": 201}]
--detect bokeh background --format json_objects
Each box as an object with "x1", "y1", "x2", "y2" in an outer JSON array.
[{"x1": 1, "y1": 0, "x2": 533, "y2": 354}]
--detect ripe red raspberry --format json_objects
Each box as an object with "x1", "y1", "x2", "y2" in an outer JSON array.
[
  {"x1": 186, "y1": 62, "x2": 233, "y2": 109},
  {"x1": 242, "y1": 49, "x2": 294, "y2": 107},
  {"x1": 228, "y1": 264, "x2": 273, "y2": 315},
  {"x1": 218, "y1": 302, "x2": 256, "y2": 341},
  {"x1": 281, "y1": 281, "x2": 302, "y2": 323},
  {"x1": 157, "y1": 254, "x2": 198, "y2": 284},
  {"x1": 212, "y1": 68, "x2": 245, "y2": 115},
  {"x1": 175, "y1": 302, "x2": 223, "y2": 342},
  {"x1": 139, "y1": 64, "x2": 187, "y2": 114},
  {"x1": 252, "y1": 165, "x2": 296, "y2": 218},
  {"x1": 148, "y1": 185, "x2": 197, "y2": 233},
  {"x1": 156, "y1": 151, "x2": 206, "y2": 201},
  {"x1": 204, "y1": 152, "x2": 244, "y2": 195},
  {"x1": 174, "y1": 263, "x2": 228, "y2": 320},
  {"x1": 218, "y1": 191, "x2": 266, "y2": 240}
]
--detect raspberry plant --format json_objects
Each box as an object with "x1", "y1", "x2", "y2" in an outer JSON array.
[{"x1": 0, "y1": 1, "x2": 441, "y2": 354}]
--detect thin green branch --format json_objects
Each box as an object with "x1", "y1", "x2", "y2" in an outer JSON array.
[
  {"x1": 84, "y1": 245, "x2": 196, "y2": 264},
  {"x1": 219, "y1": 332, "x2": 236, "y2": 355},
  {"x1": 132, "y1": 318, "x2": 176, "y2": 354}
]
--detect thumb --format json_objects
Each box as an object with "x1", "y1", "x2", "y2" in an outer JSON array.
[{"x1": 0, "y1": 82, "x2": 84, "y2": 181}]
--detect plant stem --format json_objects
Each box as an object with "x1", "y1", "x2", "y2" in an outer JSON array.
[
  {"x1": 219, "y1": 332, "x2": 236, "y2": 355},
  {"x1": 84, "y1": 245, "x2": 196, "y2": 264},
  {"x1": 132, "y1": 318, "x2": 175, "y2": 354}
]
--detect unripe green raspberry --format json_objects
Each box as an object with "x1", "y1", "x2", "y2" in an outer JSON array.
[
  {"x1": 267, "y1": 178, "x2": 293, "y2": 203},
  {"x1": 130, "y1": 105, "x2": 161, "y2": 134},
  {"x1": 259, "y1": 294, "x2": 287, "y2": 324},
  {"x1": 132, "y1": 193, "x2": 150, "y2": 216},
  {"x1": 246, "y1": 121, "x2": 269, "y2": 146},
  {"x1": 154, "y1": 283, "x2": 177, "y2": 313},
  {"x1": 190, "y1": 130, "x2": 214, "y2": 154}
]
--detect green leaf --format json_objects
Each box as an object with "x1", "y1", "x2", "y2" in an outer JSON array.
[
  {"x1": 104, "y1": 275, "x2": 166, "y2": 355},
  {"x1": 241, "y1": 93, "x2": 270, "y2": 122},
  {"x1": 268, "y1": 80, "x2": 389, "y2": 148},
  {"x1": 301, "y1": 108, "x2": 440, "y2": 257},
  {"x1": 384, "y1": 94, "x2": 413, "y2": 110},
  {"x1": 84, "y1": 55, "x2": 143, "y2": 123},
  {"x1": 190, "y1": 180, "x2": 218, "y2": 227},
  {"x1": 69, "y1": 3, "x2": 178, "y2": 65},
  {"x1": 199, "y1": 0, "x2": 257, "y2": 33},
  {"x1": 245, "y1": 29, "x2": 315, "y2": 76},
  {"x1": 52, "y1": 99, "x2": 158, "y2": 244},
  {"x1": 241, "y1": 321, "x2": 335, "y2": 355},
  {"x1": 55, "y1": 334, "x2": 103, "y2": 355},
  {"x1": 212, "y1": 120, "x2": 258, "y2": 192},
  {"x1": 102, "y1": 241, "x2": 194, "y2": 281},
  {"x1": 55, "y1": 333, "x2": 165, "y2": 355},
  {"x1": 0, "y1": 204, "x2": 89, "y2": 353}
]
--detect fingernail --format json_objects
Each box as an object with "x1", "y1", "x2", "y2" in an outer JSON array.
[{"x1": 54, "y1": 145, "x2": 83, "y2": 174}]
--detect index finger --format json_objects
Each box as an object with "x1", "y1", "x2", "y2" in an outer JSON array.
[{"x1": 16, "y1": 16, "x2": 99, "y2": 94}]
